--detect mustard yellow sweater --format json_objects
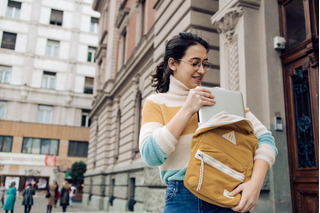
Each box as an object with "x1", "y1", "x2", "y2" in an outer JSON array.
[{"x1": 139, "y1": 76, "x2": 277, "y2": 184}]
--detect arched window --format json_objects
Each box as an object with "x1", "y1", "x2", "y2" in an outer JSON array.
[
  {"x1": 93, "y1": 116, "x2": 99, "y2": 169},
  {"x1": 114, "y1": 109, "x2": 121, "y2": 161},
  {"x1": 132, "y1": 91, "x2": 142, "y2": 158}
]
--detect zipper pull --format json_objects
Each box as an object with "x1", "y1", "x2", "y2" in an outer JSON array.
[{"x1": 197, "y1": 155, "x2": 204, "y2": 191}]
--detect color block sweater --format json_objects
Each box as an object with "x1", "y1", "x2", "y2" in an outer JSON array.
[{"x1": 139, "y1": 76, "x2": 277, "y2": 184}]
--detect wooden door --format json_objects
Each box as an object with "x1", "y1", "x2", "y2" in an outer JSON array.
[
  {"x1": 283, "y1": 57, "x2": 318, "y2": 213},
  {"x1": 279, "y1": 0, "x2": 319, "y2": 212}
]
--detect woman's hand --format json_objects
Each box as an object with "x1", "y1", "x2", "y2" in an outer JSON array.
[
  {"x1": 166, "y1": 87, "x2": 215, "y2": 139},
  {"x1": 230, "y1": 159, "x2": 269, "y2": 212},
  {"x1": 182, "y1": 86, "x2": 216, "y2": 115},
  {"x1": 229, "y1": 179, "x2": 261, "y2": 212}
]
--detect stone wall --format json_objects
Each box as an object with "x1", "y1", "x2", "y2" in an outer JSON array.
[{"x1": 84, "y1": 164, "x2": 166, "y2": 212}]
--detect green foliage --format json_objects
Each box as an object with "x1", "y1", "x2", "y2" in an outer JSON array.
[{"x1": 70, "y1": 161, "x2": 87, "y2": 180}]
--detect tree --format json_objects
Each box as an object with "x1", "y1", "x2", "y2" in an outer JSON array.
[{"x1": 70, "y1": 161, "x2": 86, "y2": 180}]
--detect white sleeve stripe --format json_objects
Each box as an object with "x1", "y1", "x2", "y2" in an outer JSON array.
[
  {"x1": 139, "y1": 122, "x2": 163, "y2": 150},
  {"x1": 246, "y1": 111, "x2": 268, "y2": 136},
  {"x1": 153, "y1": 126, "x2": 178, "y2": 155},
  {"x1": 254, "y1": 144, "x2": 276, "y2": 168}
]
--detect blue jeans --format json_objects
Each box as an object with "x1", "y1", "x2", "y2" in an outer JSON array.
[
  {"x1": 69, "y1": 196, "x2": 74, "y2": 205},
  {"x1": 163, "y1": 181, "x2": 240, "y2": 213}
]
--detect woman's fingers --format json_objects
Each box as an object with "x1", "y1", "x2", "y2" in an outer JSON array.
[
  {"x1": 183, "y1": 87, "x2": 216, "y2": 114},
  {"x1": 193, "y1": 87, "x2": 215, "y2": 105}
]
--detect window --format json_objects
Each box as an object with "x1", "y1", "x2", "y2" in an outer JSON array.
[
  {"x1": 50, "y1": 9, "x2": 63, "y2": 26},
  {"x1": 37, "y1": 105, "x2": 52, "y2": 124},
  {"x1": 87, "y1": 46, "x2": 96, "y2": 63},
  {"x1": 37, "y1": 177, "x2": 49, "y2": 189},
  {"x1": 1, "y1": 32, "x2": 17, "y2": 50},
  {"x1": 136, "y1": 0, "x2": 146, "y2": 43},
  {"x1": 117, "y1": 31, "x2": 127, "y2": 70},
  {"x1": 114, "y1": 109, "x2": 121, "y2": 160},
  {"x1": 68, "y1": 141, "x2": 88, "y2": 157},
  {"x1": 284, "y1": 0, "x2": 306, "y2": 49},
  {"x1": 22, "y1": 138, "x2": 59, "y2": 155},
  {"x1": 0, "y1": 65, "x2": 11, "y2": 84},
  {"x1": 6, "y1": 1, "x2": 21, "y2": 18},
  {"x1": 81, "y1": 109, "x2": 91, "y2": 127},
  {"x1": 128, "y1": 178, "x2": 136, "y2": 211},
  {"x1": 132, "y1": 91, "x2": 141, "y2": 157},
  {"x1": 109, "y1": 178, "x2": 115, "y2": 205},
  {"x1": 0, "y1": 136, "x2": 13, "y2": 152},
  {"x1": 90, "y1": 17, "x2": 99, "y2": 33},
  {"x1": 0, "y1": 101, "x2": 6, "y2": 119},
  {"x1": 46, "y1": 40, "x2": 60, "y2": 57},
  {"x1": 84, "y1": 77, "x2": 94, "y2": 94},
  {"x1": 41, "y1": 71, "x2": 56, "y2": 89}
]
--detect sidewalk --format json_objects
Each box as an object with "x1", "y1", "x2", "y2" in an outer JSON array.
[{"x1": 10, "y1": 197, "x2": 102, "y2": 213}]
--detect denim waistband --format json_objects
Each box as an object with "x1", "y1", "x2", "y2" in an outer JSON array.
[
  {"x1": 167, "y1": 180, "x2": 185, "y2": 193},
  {"x1": 167, "y1": 180, "x2": 185, "y2": 187}
]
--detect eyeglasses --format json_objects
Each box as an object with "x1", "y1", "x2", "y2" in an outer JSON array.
[{"x1": 179, "y1": 59, "x2": 212, "y2": 71}]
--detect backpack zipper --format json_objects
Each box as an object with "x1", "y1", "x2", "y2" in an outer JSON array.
[{"x1": 195, "y1": 149, "x2": 245, "y2": 191}]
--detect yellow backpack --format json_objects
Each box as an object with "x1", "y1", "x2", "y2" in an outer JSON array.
[{"x1": 184, "y1": 113, "x2": 258, "y2": 208}]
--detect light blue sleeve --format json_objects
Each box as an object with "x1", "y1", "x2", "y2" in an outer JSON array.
[
  {"x1": 257, "y1": 131, "x2": 278, "y2": 155},
  {"x1": 141, "y1": 135, "x2": 167, "y2": 167}
]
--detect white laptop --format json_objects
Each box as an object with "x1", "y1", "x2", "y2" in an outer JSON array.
[{"x1": 198, "y1": 87, "x2": 245, "y2": 123}]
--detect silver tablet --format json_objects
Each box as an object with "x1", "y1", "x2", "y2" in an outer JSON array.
[{"x1": 198, "y1": 87, "x2": 245, "y2": 123}]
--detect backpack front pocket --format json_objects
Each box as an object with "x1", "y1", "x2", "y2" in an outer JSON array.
[
  {"x1": 195, "y1": 150, "x2": 245, "y2": 190},
  {"x1": 185, "y1": 148, "x2": 245, "y2": 207}
]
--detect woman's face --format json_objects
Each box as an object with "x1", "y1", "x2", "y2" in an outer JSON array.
[{"x1": 172, "y1": 44, "x2": 208, "y2": 89}]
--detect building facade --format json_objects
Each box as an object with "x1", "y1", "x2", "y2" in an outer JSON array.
[
  {"x1": 0, "y1": 0, "x2": 99, "y2": 192},
  {"x1": 86, "y1": 0, "x2": 318, "y2": 212}
]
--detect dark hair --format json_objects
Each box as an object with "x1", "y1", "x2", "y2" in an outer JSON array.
[
  {"x1": 151, "y1": 32, "x2": 209, "y2": 93},
  {"x1": 9, "y1": 182, "x2": 16, "y2": 188}
]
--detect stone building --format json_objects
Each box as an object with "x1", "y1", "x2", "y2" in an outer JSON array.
[
  {"x1": 85, "y1": 0, "x2": 318, "y2": 212},
  {"x1": 0, "y1": 0, "x2": 99, "y2": 191}
]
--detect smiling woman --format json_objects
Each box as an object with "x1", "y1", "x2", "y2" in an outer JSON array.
[{"x1": 139, "y1": 32, "x2": 277, "y2": 213}]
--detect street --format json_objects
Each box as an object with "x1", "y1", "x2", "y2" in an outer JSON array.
[{"x1": 4, "y1": 196, "x2": 101, "y2": 213}]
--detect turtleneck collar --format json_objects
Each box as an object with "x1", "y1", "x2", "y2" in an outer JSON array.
[{"x1": 168, "y1": 75, "x2": 190, "y2": 96}]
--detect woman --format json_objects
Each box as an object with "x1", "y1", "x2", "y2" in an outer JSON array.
[
  {"x1": 139, "y1": 32, "x2": 277, "y2": 213},
  {"x1": 59, "y1": 180, "x2": 70, "y2": 212},
  {"x1": 3, "y1": 182, "x2": 16, "y2": 213},
  {"x1": 54, "y1": 181, "x2": 60, "y2": 207},
  {"x1": 46, "y1": 180, "x2": 58, "y2": 213},
  {"x1": 69, "y1": 184, "x2": 76, "y2": 206},
  {"x1": 22, "y1": 183, "x2": 35, "y2": 213}
]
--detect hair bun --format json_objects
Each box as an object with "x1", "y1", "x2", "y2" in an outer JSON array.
[{"x1": 179, "y1": 32, "x2": 195, "y2": 39}]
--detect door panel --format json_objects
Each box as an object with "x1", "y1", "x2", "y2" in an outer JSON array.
[{"x1": 293, "y1": 183, "x2": 319, "y2": 213}]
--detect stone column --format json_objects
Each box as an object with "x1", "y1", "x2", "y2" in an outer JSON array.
[
  {"x1": 211, "y1": 0, "x2": 267, "y2": 115},
  {"x1": 213, "y1": 6, "x2": 243, "y2": 91}
]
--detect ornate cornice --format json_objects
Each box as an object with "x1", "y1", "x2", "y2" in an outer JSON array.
[
  {"x1": 211, "y1": 0, "x2": 261, "y2": 41},
  {"x1": 213, "y1": 7, "x2": 243, "y2": 41},
  {"x1": 115, "y1": 8, "x2": 130, "y2": 28}
]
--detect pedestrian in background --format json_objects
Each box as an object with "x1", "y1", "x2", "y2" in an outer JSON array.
[
  {"x1": 69, "y1": 184, "x2": 76, "y2": 206},
  {"x1": 46, "y1": 180, "x2": 58, "y2": 213},
  {"x1": 0, "y1": 182, "x2": 6, "y2": 208},
  {"x1": 3, "y1": 182, "x2": 16, "y2": 213},
  {"x1": 54, "y1": 181, "x2": 60, "y2": 208},
  {"x1": 22, "y1": 183, "x2": 35, "y2": 213},
  {"x1": 60, "y1": 181, "x2": 70, "y2": 212}
]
